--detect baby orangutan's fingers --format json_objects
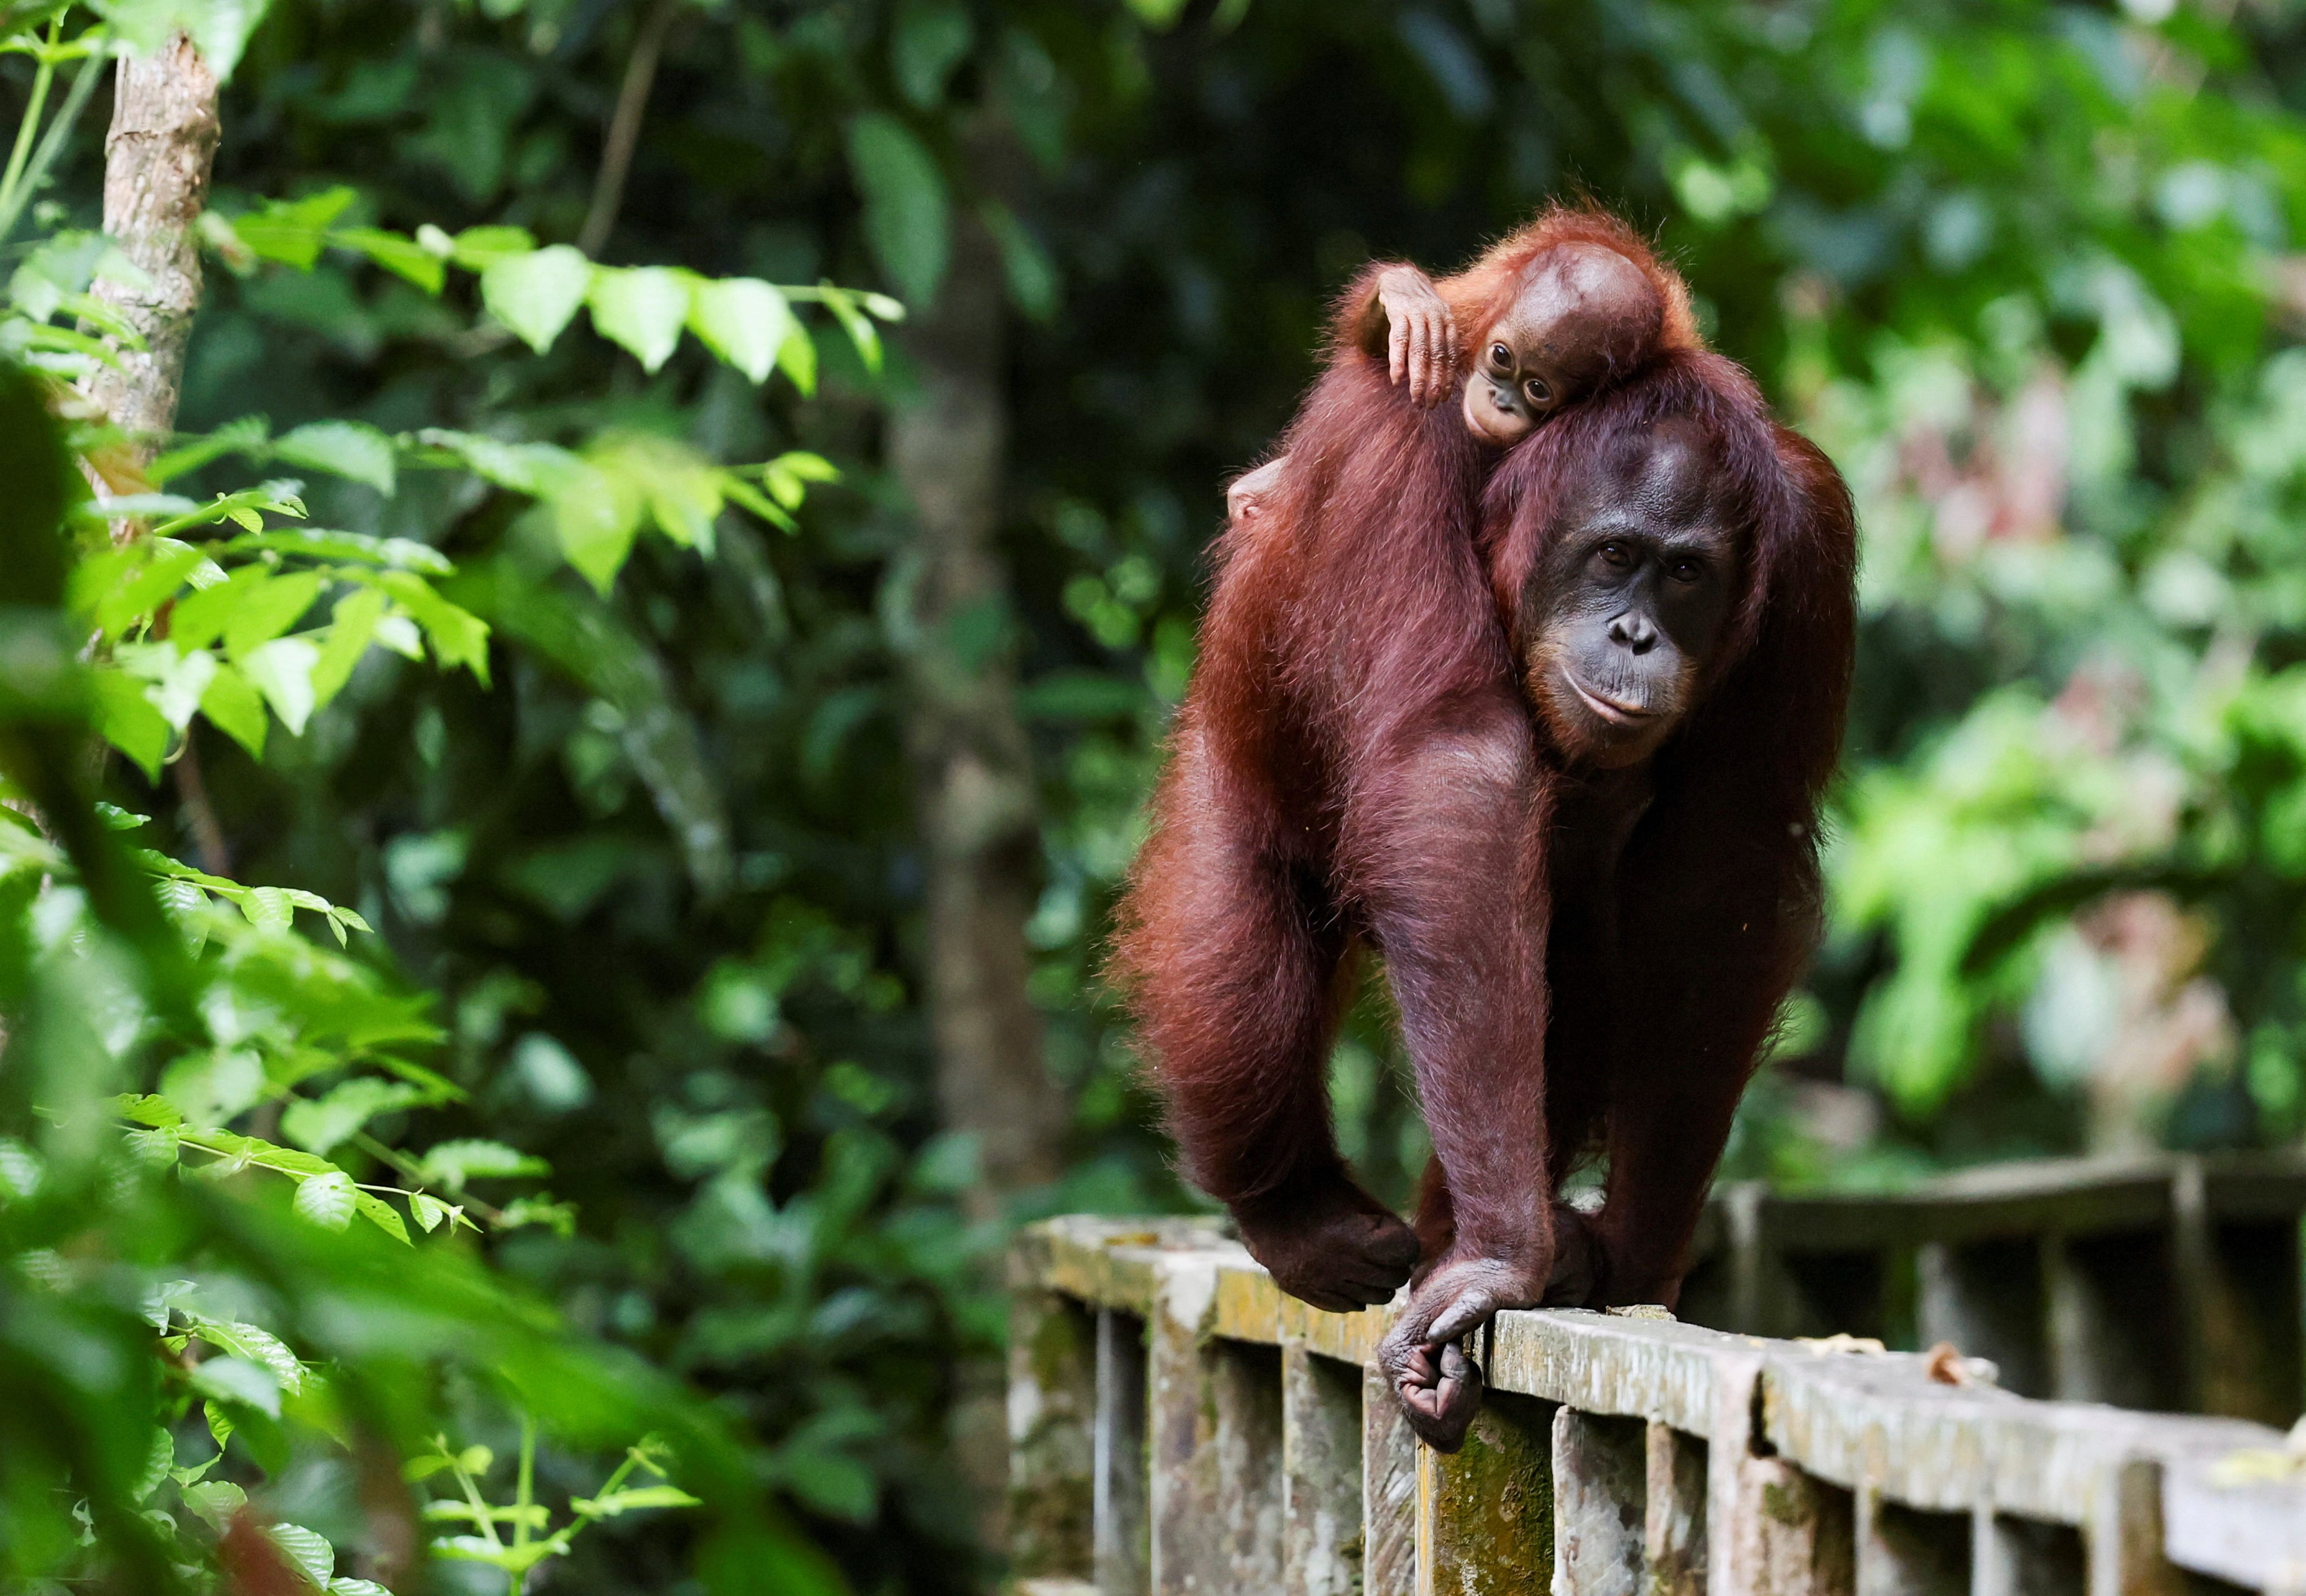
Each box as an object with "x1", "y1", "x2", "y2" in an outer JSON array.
[{"x1": 1390, "y1": 315, "x2": 1411, "y2": 389}]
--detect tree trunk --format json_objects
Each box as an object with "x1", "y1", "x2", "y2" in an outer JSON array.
[
  {"x1": 81, "y1": 32, "x2": 219, "y2": 471},
  {"x1": 888, "y1": 145, "x2": 1068, "y2": 1222}
]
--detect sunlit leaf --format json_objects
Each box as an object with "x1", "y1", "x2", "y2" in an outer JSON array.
[
  {"x1": 587, "y1": 265, "x2": 691, "y2": 372},
  {"x1": 481, "y1": 244, "x2": 592, "y2": 354}
]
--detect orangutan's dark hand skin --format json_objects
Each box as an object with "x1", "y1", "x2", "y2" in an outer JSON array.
[{"x1": 1231, "y1": 1172, "x2": 1421, "y2": 1313}]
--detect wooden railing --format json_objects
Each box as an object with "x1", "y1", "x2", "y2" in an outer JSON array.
[{"x1": 1009, "y1": 1168, "x2": 2306, "y2": 1596}]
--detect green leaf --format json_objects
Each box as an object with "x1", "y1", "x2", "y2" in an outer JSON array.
[
  {"x1": 481, "y1": 244, "x2": 593, "y2": 354},
  {"x1": 225, "y1": 187, "x2": 358, "y2": 270},
  {"x1": 189, "y1": 1320, "x2": 304, "y2": 1392},
  {"x1": 160, "y1": 1048, "x2": 266, "y2": 1128},
  {"x1": 574, "y1": 1484, "x2": 704, "y2": 1517},
  {"x1": 188, "y1": 1354, "x2": 280, "y2": 1418},
  {"x1": 686, "y1": 278, "x2": 796, "y2": 385},
  {"x1": 198, "y1": 661, "x2": 268, "y2": 758},
  {"x1": 265, "y1": 1523, "x2": 333, "y2": 1587},
  {"x1": 95, "y1": 0, "x2": 277, "y2": 80},
  {"x1": 416, "y1": 1138, "x2": 547, "y2": 1190},
  {"x1": 292, "y1": 1169, "x2": 357, "y2": 1229},
  {"x1": 355, "y1": 1191, "x2": 412, "y2": 1244},
  {"x1": 587, "y1": 266, "x2": 692, "y2": 372},
  {"x1": 76, "y1": 539, "x2": 205, "y2": 639},
  {"x1": 891, "y1": 0, "x2": 973, "y2": 107},
  {"x1": 409, "y1": 1192, "x2": 454, "y2": 1232},
  {"x1": 274, "y1": 419, "x2": 398, "y2": 494},
  {"x1": 329, "y1": 226, "x2": 445, "y2": 293},
  {"x1": 308, "y1": 587, "x2": 387, "y2": 709},
  {"x1": 448, "y1": 225, "x2": 537, "y2": 270},
  {"x1": 239, "y1": 636, "x2": 321, "y2": 735},
  {"x1": 778, "y1": 323, "x2": 817, "y2": 395},
  {"x1": 281, "y1": 1077, "x2": 428, "y2": 1154},
  {"x1": 223, "y1": 570, "x2": 324, "y2": 659},
  {"x1": 369, "y1": 571, "x2": 490, "y2": 682},
  {"x1": 845, "y1": 113, "x2": 949, "y2": 310}
]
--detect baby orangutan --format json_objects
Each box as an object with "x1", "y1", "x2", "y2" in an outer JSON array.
[{"x1": 1226, "y1": 213, "x2": 1693, "y2": 523}]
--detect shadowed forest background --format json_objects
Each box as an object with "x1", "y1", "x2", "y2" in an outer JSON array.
[{"x1": 6, "y1": 0, "x2": 2306, "y2": 1591}]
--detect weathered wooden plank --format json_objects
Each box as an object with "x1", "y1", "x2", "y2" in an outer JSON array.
[
  {"x1": 1282, "y1": 1343, "x2": 1362, "y2": 1596},
  {"x1": 2173, "y1": 1157, "x2": 2305, "y2": 1428},
  {"x1": 1363, "y1": 1363, "x2": 1418, "y2": 1596},
  {"x1": 1486, "y1": 1307, "x2": 1729, "y2": 1433},
  {"x1": 1644, "y1": 1422, "x2": 1707, "y2": 1596},
  {"x1": 1551, "y1": 1408, "x2": 1644, "y2": 1596},
  {"x1": 1094, "y1": 1308, "x2": 1149, "y2": 1596},
  {"x1": 1215, "y1": 1339, "x2": 1287, "y2": 1594},
  {"x1": 2158, "y1": 1451, "x2": 2306, "y2": 1595},
  {"x1": 1007, "y1": 1284, "x2": 1096, "y2": 1581},
  {"x1": 1854, "y1": 1487, "x2": 1967, "y2": 1596},
  {"x1": 2046, "y1": 1230, "x2": 2183, "y2": 1412},
  {"x1": 1419, "y1": 1386, "x2": 1557, "y2": 1596}
]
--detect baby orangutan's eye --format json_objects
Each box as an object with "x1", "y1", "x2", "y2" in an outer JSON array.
[
  {"x1": 1669, "y1": 559, "x2": 1703, "y2": 584},
  {"x1": 1598, "y1": 541, "x2": 1633, "y2": 569},
  {"x1": 1524, "y1": 376, "x2": 1553, "y2": 408},
  {"x1": 1489, "y1": 342, "x2": 1512, "y2": 371}
]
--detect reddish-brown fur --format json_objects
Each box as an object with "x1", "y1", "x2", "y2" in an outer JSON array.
[{"x1": 1109, "y1": 206, "x2": 1855, "y2": 1447}]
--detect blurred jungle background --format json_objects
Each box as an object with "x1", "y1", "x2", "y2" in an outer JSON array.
[{"x1": 6, "y1": 0, "x2": 2306, "y2": 1590}]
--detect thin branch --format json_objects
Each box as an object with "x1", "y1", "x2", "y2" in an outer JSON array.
[{"x1": 577, "y1": 0, "x2": 679, "y2": 258}]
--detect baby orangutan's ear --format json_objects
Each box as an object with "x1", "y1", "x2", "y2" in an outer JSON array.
[{"x1": 1227, "y1": 456, "x2": 1288, "y2": 526}]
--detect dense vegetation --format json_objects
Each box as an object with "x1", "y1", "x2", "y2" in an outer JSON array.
[{"x1": 6, "y1": 0, "x2": 2306, "y2": 1590}]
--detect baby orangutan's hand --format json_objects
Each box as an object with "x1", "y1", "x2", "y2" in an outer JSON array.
[{"x1": 1375, "y1": 265, "x2": 1456, "y2": 408}]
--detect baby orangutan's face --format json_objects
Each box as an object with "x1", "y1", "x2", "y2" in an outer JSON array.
[{"x1": 1462, "y1": 242, "x2": 1662, "y2": 448}]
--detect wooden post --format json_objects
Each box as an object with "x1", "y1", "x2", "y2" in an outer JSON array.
[
  {"x1": 2045, "y1": 1233, "x2": 2182, "y2": 1411},
  {"x1": 1281, "y1": 1343, "x2": 1362, "y2": 1596},
  {"x1": 1007, "y1": 1284, "x2": 1096, "y2": 1581},
  {"x1": 1095, "y1": 1308, "x2": 1150, "y2": 1596},
  {"x1": 1710, "y1": 1356, "x2": 1855, "y2": 1596},
  {"x1": 1916, "y1": 1239, "x2": 2049, "y2": 1398},
  {"x1": 1551, "y1": 1409, "x2": 1644, "y2": 1596},
  {"x1": 2084, "y1": 1458, "x2": 2188, "y2": 1596},
  {"x1": 1973, "y1": 1510, "x2": 2086, "y2": 1596},
  {"x1": 1855, "y1": 1486, "x2": 1968, "y2": 1596},
  {"x1": 1644, "y1": 1422, "x2": 1707, "y2": 1596},
  {"x1": 1148, "y1": 1253, "x2": 1285, "y2": 1595},
  {"x1": 1363, "y1": 1365, "x2": 1419, "y2": 1596},
  {"x1": 1417, "y1": 1388, "x2": 1556, "y2": 1596},
  {"x1": 2171, "y1": 1157, "x2": 2305, "y2": 1425}
]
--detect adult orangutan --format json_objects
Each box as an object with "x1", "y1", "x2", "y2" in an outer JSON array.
[{"x1": 1109, "y1": 211, "x2": 1857, "y2": 1451}]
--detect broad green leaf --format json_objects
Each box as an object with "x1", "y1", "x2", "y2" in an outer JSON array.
[
  {"x1": 199, "y1": 661, "x2": 268, "y2": 758},
  {"x1": 136, "y1": 644, "x2": 218, "y2": 731},
  {"x1": 181, "y1": 1479, "x2": 248, "y2": 1534},
  {"x1": 329, "y1": 226, "x2": 445, "y2": 293},
  {"x1": 224, "y1": 570, "x2": 325, "y2": 659},
  {"x1": 370, "y1": 571, "x2": 490, "y2": 682},
  {"x1": 133, "y1": 1427, "x2": 174, "y2": 1501},
  {"x1": 686, "y1": 278, "x2": 796, "y2": 384},
  {"x1": 309, "y1": 587, "x2": 387, "y2": 709},
  {"x1": 481, "y1": 244, "x2": 592, "y2": 354},
  {"x1": 187, "y1": 1355, "x2": 280, "y2": 1418},
  {"x1": 819, "y1": 288, "x2": 884, "y2": 374},
  {"x1": 275, "y1": 419, "x2": 398, "y2": 494},
  {"x1": 76, "y1": 539, "x2": 205, "y2": 638},
  {"x1": 448, "y1": 225, "x2": 537, "y2": 270},
  {"x1": 93, "y1": 673, "x2": 169, "y2": 777},
  {"x1": 158, "y1": 1052, "x2": 264, "y2": 1130},
  {"x1": 891, "y1": 0, "x2": 973, "y2": 107},
  {"x1": 354, "y1": 1191, "x2": 411, "y2": 1244},
  {"x1": 281, "y1": 1076, "x2": 427, "y2": 1154},
  {"x1": 189, "y1": 1320, "x2": 304, "y2": 1392},
  {"x1": 413, "y1": 428, "x2": 588, "y2": 497},
  {"x1": 846, "y1": 113, "x2": 949, "y2": 310},
  {"x1": 416, "y1": 1138, "x2": 547, "y2": 1190},
  {"x1": 778, "y1": 324, "x2": 817, "y2": 394},
  {"x1": 117, "y1": 1093, "x2": 184, "y2": 1129},
  {"x1": 265, "y1": 1523, "x2": 333, "y2": 1586},
  {"x1": 150, "y1": 414, "x2": 271, "y2": 486},
  {"x1": 332, "y1": 1582, "x2": 394, "y2": 1596},
  {"x1": 239, "y1": 884, "x2": 295, "y2": 931},
  {"x1": 95, "y1": 0, "x2": 277, "y2": 80},
  {"x1": 409, "y1": 1192, "x2": 453, "y2": 1232},
  {"x1": 224, "y1": 186, "x2": 358, "y2": 270},
  {"x1": 549, "y1": 492, "x2": 643, "y2": 596},
  {"x1": 292, "y1": 1169, "x2": 357, "y2": 1229},
  {"x1": 168, "y1": 564, "x2": 265, "y2": 652},
  {"x1": 239, "y1": 636, "x2": 322, "y2": 735},
  {"x1": 587, "y1": 266, "x2": 691, "y2": 372}
]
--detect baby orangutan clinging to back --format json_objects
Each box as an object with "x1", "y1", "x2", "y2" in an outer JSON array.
[{"x1": 1226, "y1": 209, "x2": 1697, "y2": 523}]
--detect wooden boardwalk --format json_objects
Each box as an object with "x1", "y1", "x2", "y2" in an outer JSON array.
[{"x1": 1008, "y1": 1162, "x2": 2306, "y2": 1596}]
